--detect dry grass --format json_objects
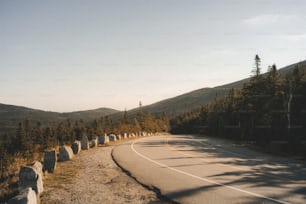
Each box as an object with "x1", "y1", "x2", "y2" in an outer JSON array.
[
  {"x1": 42, "y1": 160, "x2": 83, "y2": 188},
  {"x1": 0, "y1": 177, "x2": 18, "y2": 203},
  {"x1": 40, "y1": 158, "x2": 83, "y2": 203},
  {"x1": 0, "y1": 154, "x2": 37, "y2": 203}
]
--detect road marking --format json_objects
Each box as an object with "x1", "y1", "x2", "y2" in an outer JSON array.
[
  {"x1": 164, "y1": 137, "x2": 251, "y2": 172},
  {"x1": 131, "y1": 137, "x2": 291, "y2": 204},
  {"x1": 165, "y1": 136, "x2": 302, "y2": 183},
  {"x1": 176, "y1": 135, "x2": 246, "y2": 158}
]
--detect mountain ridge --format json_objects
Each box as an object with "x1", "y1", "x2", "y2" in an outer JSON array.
[
  {"x1": 0, "y1": 103, "x2": 119, "y2": 135},
  {"x1": 109, "y1": 60, "x2": 306, "y2": 119},
  {"x1": 1, "y1": 59, "x2": 305, "y2": 135}
]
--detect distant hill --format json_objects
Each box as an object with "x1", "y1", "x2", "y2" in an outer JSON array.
[
  {"x1": 111, "y1": 60, "x2": 306, "y2": 119},
  {"x1": 61, "y1": 107, "x2": 120, "y2": 120},
  {"x1": 1, "y1": 60, "x2": 304, "y2": 136},
  {"x1": 0, "y1": 104, "x2": 119, "y2": 135}
]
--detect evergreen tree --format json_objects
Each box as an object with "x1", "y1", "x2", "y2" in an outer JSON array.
[
  {"x1": 23, "y1": 119, "x2": 33, "y2": 150},
  {"x1": 160, "y1": 112, "x2": 170, "y2": 132},
  {"x1": 252, "y1": 54, "x2": 261, "y2": 77},
  {"x1": 66, "y1": 119, "x2": 75, "y2": 142},
  {"x1": 133, "y1": 118, "x2": 141, "y2": 132},
  {"x1": 92, "y1": 119, "x2": 102, "y2": 135},
  {"x1": 137, "y1": 101, "x2": 145, "y2": 130},
  {"x1": 74, "y1": 120, "x2": 84, "y2": 140},
  {"x1": 102, "y1": 116, "x2": 112, "y2": 133},
  {"x1": 121, "y1": 110, "x2": 129, "y2": 125},
  {"x1": 43, "y1": 125, "x2": 55, "y2": 150},
  {"x1": 143, "y1": 113, "x2": 156, "y2": 132},
  {"x1": 15, "y1": 122, "x2": 25, "y2": 150},
  {"x1": 0, "y1": 142, "x2": 11, "y2": 180},
  {"x1": 14, "y1": 122, "x2": 29, "y2": 152},
  {"x1": 32, "y1": 122, "x2": 43, "y2": 146},
  {"x1": 56, "y1": 123, "x2": 66, "y2": 145}
]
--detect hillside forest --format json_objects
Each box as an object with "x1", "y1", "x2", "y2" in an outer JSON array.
[{"x1": 171, "y1": 55, "x2": 306, "y2": 155}]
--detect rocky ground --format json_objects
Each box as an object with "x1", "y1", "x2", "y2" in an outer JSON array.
[{"x1": 40, "y1": 143, "x2": 168, "y2": 204}]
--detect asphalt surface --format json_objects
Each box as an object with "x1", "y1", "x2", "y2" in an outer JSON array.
[{"x1": 112, "y1": 135, "x2": 306, "y2": 204}]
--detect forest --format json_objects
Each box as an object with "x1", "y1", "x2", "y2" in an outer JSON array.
[{"x1": 171, "y1": 55, "x2": 306, "y2": 155}]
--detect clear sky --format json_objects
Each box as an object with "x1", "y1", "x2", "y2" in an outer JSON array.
[{"x1": 1, "y1": 0, "x2": 306, "y2": 112}]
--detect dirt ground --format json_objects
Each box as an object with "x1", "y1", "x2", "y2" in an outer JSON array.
[{"x1": 40, "y1": 144, "x2": 167, "y2": 204}]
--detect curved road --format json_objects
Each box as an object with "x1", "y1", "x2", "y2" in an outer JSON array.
[{"x1": 113, "y1": 135, "x2": 306, "y2": 204}]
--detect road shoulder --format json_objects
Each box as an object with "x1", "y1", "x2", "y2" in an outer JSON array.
[{"x1": 41, "y1": 145, "x2": 161, "y2": 204}]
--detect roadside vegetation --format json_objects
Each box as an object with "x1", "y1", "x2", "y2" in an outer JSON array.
[
  {"x1": 171, "y1": 55, "x2": 306, "y2": 156},
  {"x1": 0, "y1": 107, "x2": 170, "y2": 201}
]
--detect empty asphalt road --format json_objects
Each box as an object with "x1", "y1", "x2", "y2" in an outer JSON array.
[{"x1": 112, "y1": 135, "x2": 306, "y2": 204}]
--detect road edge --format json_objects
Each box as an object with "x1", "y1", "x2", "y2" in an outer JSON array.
[{"x1": 111, "y1": 144, "x2": 179, "y2": 204}]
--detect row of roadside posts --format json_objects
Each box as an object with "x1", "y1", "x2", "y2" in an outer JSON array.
[{"x1": 7, "y1": 132, "x2": 158, "y2": 204}]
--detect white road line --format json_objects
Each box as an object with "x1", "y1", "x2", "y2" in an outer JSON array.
[
  {"x1": 185, "y1": 135, "x2": 246, "y2": 158},
  {"x1": 131, "y1": 138, "x2": 291, "y2": 204}
]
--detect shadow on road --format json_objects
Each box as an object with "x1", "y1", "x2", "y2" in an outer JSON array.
[{"x1": 162, "y1": 136, "x2": 306, "y2": 202}]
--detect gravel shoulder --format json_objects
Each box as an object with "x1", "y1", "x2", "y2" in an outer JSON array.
[{"x1": 41, "y1": 143, "x2": 164, "y2": 204}]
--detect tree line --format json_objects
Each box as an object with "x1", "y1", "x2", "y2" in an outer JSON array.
[
  {"x1": 171, "y1": 55, "x2": 306, "y2": 154},
  {"x1": 0, "y1": 109, "x2": 170, "y2": 183}
]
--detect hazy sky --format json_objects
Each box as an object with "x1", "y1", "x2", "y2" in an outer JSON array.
[{"x1": 1, "y1": 0, "x2": 306, "y2": 112}]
